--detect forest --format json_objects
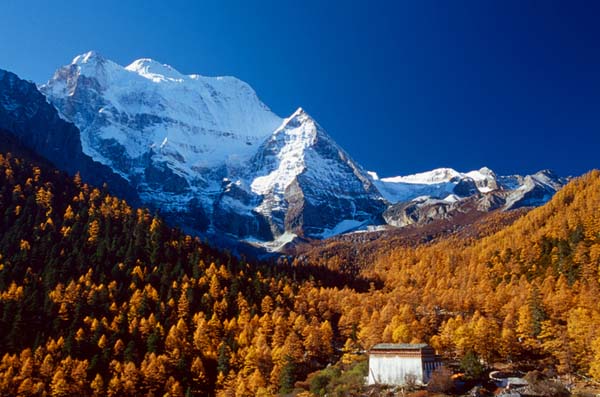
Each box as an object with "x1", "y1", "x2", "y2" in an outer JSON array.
[{"x1": 1, "y1": 150, "x2": 600, "y2": 396}]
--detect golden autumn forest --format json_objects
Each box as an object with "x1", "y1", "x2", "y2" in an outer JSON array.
[{"x1": 1, "y1": 150, "x2": 600, "y2": 396}]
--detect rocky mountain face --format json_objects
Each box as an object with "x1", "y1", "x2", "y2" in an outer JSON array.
[
  {"x1": 0, "y1": 68, "x2": 138, "y2": 204},
  {"x1": 40, "y1": 51, "x2": 282, "y2": 231},
  {"x1": 0, "y1": 53, "x2": 569, "y2": 249},
  {"x1": 379, "y1": 169, "x2": 568, "y2": 228},
  {"x1": 37, "y1": 52, "x2": 386, "y2": 244},
  {"x1": 213, "y1": 108, "x2": 386, "y2": 244}
]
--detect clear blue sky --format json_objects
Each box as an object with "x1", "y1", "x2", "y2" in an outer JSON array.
[{"x1": 1, "y1": 0, "x2": 598, "y2": 177}]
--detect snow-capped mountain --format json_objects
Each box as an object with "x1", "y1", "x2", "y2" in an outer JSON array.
[
  {"x1": 213, "y1": 108, "x2": 385, "y2": 243},
  {"x1": 0, "y1": 53, "x2": 569, "y2": 249},
  {"x1": 379, "y1": 168, "x2": 568, "y2": 228},
  {"x1": 40, "y1": 51, "x2": 283, "y2": 231},
  {"x1": 42, "y1": 51, "x2": 282, "y2": 171},
  {"x1": 38, "y1": 52, "x2": 385, "y2": 242},
  {"x1": 369, "y1": 167, "x2": 494, "y2": 203}
]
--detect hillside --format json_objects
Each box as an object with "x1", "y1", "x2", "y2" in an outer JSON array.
[
  {"x1": 1, "y1": 149, "x2": 599, "y2": 396},
  {"x1": 322, "y1": 170, "x2": 600, "y2": 379},
  {"x1": 287, "y1": 206, "x2": 530, "y2": 278},
  {"x1": 0, "y1": 152, "x2": 361, "y2": 396}
]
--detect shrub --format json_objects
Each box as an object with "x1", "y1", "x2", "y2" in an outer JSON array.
[
  {"x1": 427, "y1": 366, "x2": 454, "y2": 393},
  {"x1": 309, "y1": 366, "x2": 341, "y2": 396},
  {"x1": 328, "y1": 360, "x2": 368, "y2": 396},
  {"x1": 524, "y1": 370, "x2": 570, "y2": 397},
  {"x1": 460, "y1": 350, "x2": 485, "y2": 380}
]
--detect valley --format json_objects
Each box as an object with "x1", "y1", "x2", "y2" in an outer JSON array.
[{"x1": 0, "y1": 51, "x2": 598, "y2": 397}]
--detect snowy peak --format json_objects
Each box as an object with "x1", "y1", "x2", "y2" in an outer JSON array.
[
  {"x1": 272, "y1": 107, "x2": 319, "y2": 141},
  {"x1": 27, "y1": 52, "x2": 569, "y2": 249},
  {"x1": 125, "y1": 58, "x2": 185, "y2": 82},
  {"x1": 465, "y1": 166, "x2": 496, "y2": 180},
  {"x1": 381, "y1": 168, "x2": 462, "y2": 184},
  {"x1": 381, "y1": 166, "x2": 567, "y2": 229},
  {"x1": 213, "y1": 107, "x2": 385, "y2": 241},
  {"x1": 250, "y1": 108, "x2": 319, "y2": 196},
  {"x1": 71, "y1": 50, "x2": 105, "y2": 65},
  {"x1": 67, "y1": 51, "x2": 122, "y2": 87},
  {"x1": 72, "y1": 51, "x2": 183, "y2": 82},
  {"x1": 271, "y1": 107, "x2": 320, "y2": 143},
  {"x1": 250, "y1": 106, "x2": 374, "y2": 200},
  {"x1": 288, "y1": 106, "x2": 309, "y2": 120},
  {"x1": 277, "y1": 107, "x2": 317, "y2": 136},
  {"x1": 373, "y1": 167, "x2": 479, "y2": 203},
  {"x1": 372, "y1": 166, "x2": 564, "y2": 205},
  {"x1": 379, "y1": 166, "x2": 496, "y2": 187},
  {"x1": 465, "y1": 167, "x2": 498, "y2": 193},
  {"x1": 41, "y1": 51, "x2": 283, "y2": 172}
]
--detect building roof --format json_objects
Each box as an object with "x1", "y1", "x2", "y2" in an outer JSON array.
[{"x1": 370, "y1": 343, "x2": 430, "y2": 351}]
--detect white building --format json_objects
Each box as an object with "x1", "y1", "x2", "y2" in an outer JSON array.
[{"x1": 367, "y1": 343, "x2": 440, "y2": 386}]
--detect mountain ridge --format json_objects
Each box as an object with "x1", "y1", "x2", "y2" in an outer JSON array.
[{"x1": 0, "y1": 52, "x2": 569, "y2": 248}]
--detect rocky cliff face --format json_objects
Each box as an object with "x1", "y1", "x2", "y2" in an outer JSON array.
[
  {"x1": 0, "y1": 68, "x2": 138, "y2": 204},
  {"x1": 214, "y1": 108, "x2": 386, "y2": 241},
  {"x1": 381, "y1": 170, "x2": 568, "y2": 228}
]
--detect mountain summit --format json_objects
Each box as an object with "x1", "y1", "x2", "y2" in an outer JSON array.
[
  {"x1": 0, "y1": 52, "x2": 568, "y2": 249},
  {"x1": 42, "y1": 50, "x2": 282, "y2": 171},
  {"x1": 40, "y1": 51, "x2": 283, "y2": 233},
  {"x1": 213, "y1": 107, "x2": 385, "y2": 245},
  {"x1": 39, "y1": 52, "x2": 386, "y2": 242}
]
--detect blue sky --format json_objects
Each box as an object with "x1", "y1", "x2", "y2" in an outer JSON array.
[{"x1": 1, "y1": 0, "x2": 598, "y2": 177}]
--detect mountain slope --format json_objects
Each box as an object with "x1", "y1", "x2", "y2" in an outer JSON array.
[
  {"x1": 0, "y1": 151, "x2": 369, "y2": 396},
  {"x1": 40, "y1": 51, "x2": 282, "y2": 232},
  {"x1": 214, "y1": 108, "x2": 386, "y2": 243},
  {"x1": 39, "y1": 53, "x2": 387, "y2": 242},
  {"x1": 0, "y1": 68, "x2": 138, "y2": 204}
]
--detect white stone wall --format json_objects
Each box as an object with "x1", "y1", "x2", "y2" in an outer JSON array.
[{"x1": 367, "y1": 355, "x2": 424, "y2": 385}]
